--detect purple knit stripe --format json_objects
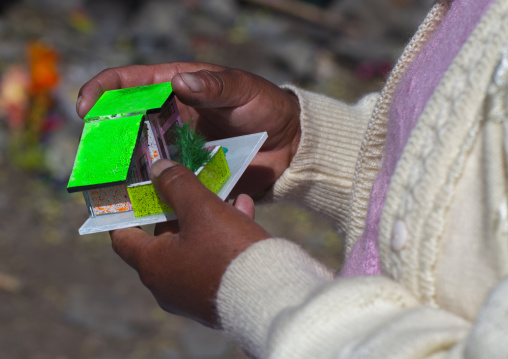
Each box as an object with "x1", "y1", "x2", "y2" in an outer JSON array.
[{"x1": 342, "y1": 0, "x2": 495, "y2": 277}]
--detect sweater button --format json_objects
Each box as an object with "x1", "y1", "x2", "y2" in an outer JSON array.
[{"x1": 391, "y1": 220, "x2": 407, "y2": 251}]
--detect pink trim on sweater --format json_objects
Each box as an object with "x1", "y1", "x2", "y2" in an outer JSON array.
[{"x1": 341, "y1": 0, "x2": 495, "y2": 277}]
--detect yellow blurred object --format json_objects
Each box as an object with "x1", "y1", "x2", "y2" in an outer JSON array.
[
  {"x1": 0, "y1": 65, "x2": 30, "y2": 130},
  {"x1": 68, "y1": 8, "x2": 94, "y2": 34},
  {"x1": 0, "y1": 271, "x2": 23, "y2": 294}
]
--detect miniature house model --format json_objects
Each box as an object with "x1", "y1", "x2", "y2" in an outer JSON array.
[{"x1": 68, "y1": 82, "x2": 267, "y2": 234}]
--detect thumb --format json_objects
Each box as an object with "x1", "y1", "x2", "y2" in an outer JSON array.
[
  {"x1": 150, "y1": 159, "x2": 222, "y2": 221},
  {"x1": 172, "y1": 69, "x2": 255, "y2": 109},
  {"x1": 233, "y1": 194, "x2": 255, "y2": 219}
]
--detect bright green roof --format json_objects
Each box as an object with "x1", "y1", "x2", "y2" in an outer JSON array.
[
  {"x1": 84, "y1": 82, "x2": 173, "y2": 122},
  {"x1": 67, "y1": 115, "x2": 143, "y2": 193}
]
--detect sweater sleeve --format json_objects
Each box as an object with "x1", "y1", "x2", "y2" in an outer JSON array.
[
  {"x1": 269, "y1": 86, "x2": 378, "y2": 233},
  {"x1": 217, "y1": 238, "x2": 508, "y2": 359}
]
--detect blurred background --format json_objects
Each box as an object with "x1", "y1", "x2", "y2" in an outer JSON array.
[{"x1": 0, "y1": 0, "x2": 433, "y2": 358}]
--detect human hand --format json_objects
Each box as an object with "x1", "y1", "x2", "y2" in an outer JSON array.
[
  {"x1": 110, "y1": 159, "x2": 270, "y2": 328},
  {"x1": 76, "y1": 62, "x2": 301, "y2": 197}
]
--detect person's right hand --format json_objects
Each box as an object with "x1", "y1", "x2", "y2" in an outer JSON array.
[{"x1": 76, "y1": 63, "x2": 301, "y2": 197}]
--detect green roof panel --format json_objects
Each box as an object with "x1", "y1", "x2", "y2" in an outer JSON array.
[
  {"x1": 84, "y1": 82, "x2": 173, "y2": 122},
  {"x1": 67, "y1": 115, "x2": 143, "y2": 193}
]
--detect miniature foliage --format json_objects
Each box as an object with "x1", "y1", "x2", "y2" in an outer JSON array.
[{"x1": 172, "y1": 122, "x2": 211, "y2": 173}]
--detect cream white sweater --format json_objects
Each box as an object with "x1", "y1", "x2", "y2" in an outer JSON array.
[{"x1": 217, "y1": 1, "x2": 508, "y2": 358}]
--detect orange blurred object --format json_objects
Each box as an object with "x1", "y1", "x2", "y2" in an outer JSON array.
[{"x1": 27, "y1": 41, "x2": 60, "y2": 95}]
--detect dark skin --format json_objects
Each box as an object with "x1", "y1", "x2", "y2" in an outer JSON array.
[
  {"x1": 77, "y1": 62, "x2": 301, "y2": 328},
  {"x1": 77, "y1": 63, "x2": 301, "y2": 197}
]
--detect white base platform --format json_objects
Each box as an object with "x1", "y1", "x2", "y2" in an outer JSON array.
[{"x1": 79, "y1": 132, "x2": 267, "y2": 234}]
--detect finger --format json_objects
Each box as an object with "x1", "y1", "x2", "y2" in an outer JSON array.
[
  {"x1": 232, "y1": 194, "x2": 255, "y2": 219},
  {"x1": 76, "y1": 62, "x2": 225, "y2": 118},
  {"x1": 154, "y1": 220, "x2": 180, "y2": 236},
  {"x1": 150, "y1": 159, "x2": 222, "y2": 222},
  {"x1": 110, "y1": 227, "x2": 154, "y2": 270},
  {"x1": 172, "y1": 68, "x2": 265, "y2": 109},
  {"x1": 77, "y1": 65, "x2": 155, "y2": 118}
]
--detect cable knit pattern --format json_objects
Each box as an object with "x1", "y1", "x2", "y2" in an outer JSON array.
[
  {"x1": 216, "y1": 0, "x2": 508, "y2": 357},
  {"x1": 218, "y1": 238, "x2": 472, "y2": 359},
  {"x1": 341, "y1": 0, "x2": 495, "y2": 279},
  {"x1": 271, "y1": 87, "x2": 377, "y2": 235},
  {"x1": 346, "y1": 1, "x2": 450, "y2": 256},
  {"x1": 378, "y1": 0, "x2": 508, "y2": 304}
]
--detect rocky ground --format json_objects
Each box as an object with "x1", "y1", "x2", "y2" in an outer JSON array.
[{"x1": 0, "y1": 0, "x2": 431, "y2": 358}]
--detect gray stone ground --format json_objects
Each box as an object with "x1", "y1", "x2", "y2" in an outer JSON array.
[{"x1": 0, "y1": 0, "x2": 430, "y2": 357}]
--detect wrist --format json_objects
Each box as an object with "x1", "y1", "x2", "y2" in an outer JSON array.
[
  {"x1": 287, "y1": 92, "x2": 302, "y2": 164},
  {"x1": 269, "y1": 91, "x2": 301, "y2": 186}
]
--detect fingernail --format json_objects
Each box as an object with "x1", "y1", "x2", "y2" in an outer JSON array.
[
  {"x1": 180, "y1": 73, "x2": 204, "y2": 93},
  {"x1": 76, "y1": 95, "x2": 83, "y2": 114},
  {"x1": 150, "y1": 159, "x2": 177, "y2": 178}
]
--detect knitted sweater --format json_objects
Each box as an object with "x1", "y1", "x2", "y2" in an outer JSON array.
[
  {"x1": 342, "y1": 0, "x2": 495, "y2": 277},
  {"x1": 217, "y1": 1, "x2": 508, "y2": 358}
]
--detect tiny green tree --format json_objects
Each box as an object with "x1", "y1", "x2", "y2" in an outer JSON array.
[{"x1": 172, "y1": 122, "x2": 211, "y2": 173}]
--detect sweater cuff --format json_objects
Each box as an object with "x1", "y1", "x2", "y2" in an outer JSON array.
[
  {"x1": 217, "y1": 238, "x2": 334, "y2": 358},
  {"x1": 270, "y1": 86, "x2": 378, "y2": 233}
]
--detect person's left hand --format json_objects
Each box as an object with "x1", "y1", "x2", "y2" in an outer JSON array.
[{"x1": 110, "y1": 159, "x2": 270, "y2": 328}]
